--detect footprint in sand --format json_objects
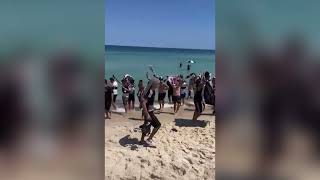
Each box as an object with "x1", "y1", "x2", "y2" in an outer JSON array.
[
  {"x1": 185, "y1": 157, "x2": 194, "y2": 164},
  {"x1": 181, "y1": 148, "x2": 189, "y2": 154},
  {"x1": 199, "y1": 160, "x2": 205, "y2": 164},
  {"x1": 107, "y1": 139, "x2": 117, "y2": 144},
  {"x1": 192, "y1": 153, "x2": 199, "y2": 158},
  {"x1": 192, "y1": 166, "x2": 200, "y2": 173},
  {"x1": 150, "y1": 173, "x2": 162, "y2": 180},
  {"x1": 199, "y1": 152, "x2": 206, "y2": 159},
  {"x1": 171, "y1": 164, "x2": 187, "y2": 176},
  {"x1": 140, "y1": 158, "x2": 151, "y2": 166}
]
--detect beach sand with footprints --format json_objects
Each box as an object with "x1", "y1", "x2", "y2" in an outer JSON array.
[{"x1": 105, "y1": 101, "x2": 215, "y2": 180}]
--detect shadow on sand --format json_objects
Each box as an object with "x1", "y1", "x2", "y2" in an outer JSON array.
[
  {"x1": 184, "y1": 102, "x2": 195, "y2": 107},
  {"x1": 174, "y1": 119, "x2": 208, "y2": 128},
  {"x1": 128, "y1": 117, "x2": 143, "y2": 121},
  {"x1": 158, "y1": 111, "x2": 175, "y2": 115},
  {"x1": 119, "y1": 135, "x2": 140, "y2": 150},
  {"x1": 119, "y1": 135, "x2": 156, "y2": 149},
  {"x1": 184, "y1": 108, "x2": 195, "y2": 111},
  {"x1": 111, "y1": 111, "x2": 123, "y2": 115},
  {"x1": 184, "y1": 108, "x2": 214, "y2": 116}
]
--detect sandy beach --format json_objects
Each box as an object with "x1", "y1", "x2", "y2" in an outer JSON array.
[{"x1": 105, "y1": 101, "x2": 215, "y2": 180}]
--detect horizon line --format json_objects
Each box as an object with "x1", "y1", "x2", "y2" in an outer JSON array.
[{"x1": 105, "y1": 44, "x2": 215, "y2": 51}]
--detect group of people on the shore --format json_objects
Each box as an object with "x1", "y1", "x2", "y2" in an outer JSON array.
[
  {"x1": 104, "y1": 68, "x2": 215, "y2": 146},
  {"x1": 105, "y1": 71, "x2": 215, "y2": 118},
  {"x1": 104, "y1": 74, "x2": 136, "y2": 119}
]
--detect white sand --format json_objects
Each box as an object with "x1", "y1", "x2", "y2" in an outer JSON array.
[{"x1": 105, "y1": 102, "x2": 215, "y2": 180}]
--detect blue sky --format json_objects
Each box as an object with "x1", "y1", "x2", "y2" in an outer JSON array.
[{"x1": 105, "y1": 0, "x2": 215, "y2": 50}]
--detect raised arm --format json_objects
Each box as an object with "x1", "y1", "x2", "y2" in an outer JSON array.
[
  {"x1": 186, "y1": 73, "x2": 196, "y2": 79},
  {"x1": 112, "y1": 75, "x2": 123, "y2": 86},
  {"x1": 149, "y1": 65, "x2": 158, "y2": 78},
  {"x1": 146, "y1": 72, "x2": 151, "y2": 81},
  {"x1": 153, "y1": 74, "x2": 159, "y2": 79}
]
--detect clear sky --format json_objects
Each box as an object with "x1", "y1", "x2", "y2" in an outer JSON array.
[{"x1": 105, "y1": 0, "x2": 215, "y2": 50}]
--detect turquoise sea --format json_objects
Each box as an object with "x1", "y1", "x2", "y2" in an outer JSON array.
[{"x1": 105, "y1": 45, "x2": 215, "y2": 86}]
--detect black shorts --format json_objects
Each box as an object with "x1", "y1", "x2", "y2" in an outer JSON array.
[
  {"x1": 128, "y1": 93, "x2": 135, "y2": 102},
  {"x1": 105, "y1": 94, "x2": 112, "y2": 111},
  {"x1": 172, "y1": 96, "x2": 181, "y2": 103},
  {"x1": 158, "y1": 93, "x2": 166, "y2": 101},
  {"x1": 181, "y1": 93, "x2": 186, "y2": 99},
  {"x1": 194, "y1": 100, "x2": 205, "y2": 113},
  {"x1": 113, "y1": 94, "x2": 117, "y2": 103}
]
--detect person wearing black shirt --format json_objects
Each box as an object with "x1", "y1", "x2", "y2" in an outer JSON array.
[
  {"x1": 105, "y1": 79, "x2": 113, "y2": 119},
  {"x1": 193, "y1": 76, "x2": 206, "y2": 121},
  {"x1": 140, "y1": 78, "x2": 161, "y2": 146}
]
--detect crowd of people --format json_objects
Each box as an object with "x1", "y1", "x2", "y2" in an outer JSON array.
[{"x1": 104, "y1": 68, "x2": 215, "y2": 146}]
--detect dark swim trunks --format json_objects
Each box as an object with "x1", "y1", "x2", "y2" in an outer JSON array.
[
  {"x1": 113, "y1": 94, "x2": 117, "y2": 103},
  {"x1": 158, "y1": 92, "x2": 166, "y2": 101},
  {"x1": 194, "y1": 100, "x2": 205, "y2": 113},
  {"x1": 129, "y1": 93, "x2": 135, "y2": 102},
  {"x1": 105, "y1": 92, "x2": 112, "y2": 111},
  {"x1": 172, "y1": 96, "x2": 181, "y2": 103}
]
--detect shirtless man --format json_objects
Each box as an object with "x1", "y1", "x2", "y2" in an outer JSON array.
[
  {"x1": 158, "y1": 78, "x2": 168, "y2": 110},
  {"x1": 171, "y1": 77, "x2": 182, "y2": 114}
]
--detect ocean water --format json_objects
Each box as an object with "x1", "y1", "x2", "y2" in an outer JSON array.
[{"x1": 105, "y1": 45, "x2": 215, "y2": 85}]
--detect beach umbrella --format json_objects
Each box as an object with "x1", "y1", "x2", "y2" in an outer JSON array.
[{"x1": 187, "y1": 60, "x2": 195, "y2": 64}]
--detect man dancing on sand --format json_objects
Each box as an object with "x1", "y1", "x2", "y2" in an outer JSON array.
[
  {"x1": 192, "y1": 71, "x2": 214, "y2": 120},
  {"x1": 140, "y1": 78, "x2": 161, "y2": 146},
  {"x1": 171, "y1": 76, "x2": 182, "y2": 114},
  {"x1": 192, "y1": 75, "x2": 205, "y2": 121}
]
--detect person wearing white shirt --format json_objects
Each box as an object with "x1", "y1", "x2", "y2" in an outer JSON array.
[{"x1": 110, "y1": 78, "x2": 118, "y2": 109}]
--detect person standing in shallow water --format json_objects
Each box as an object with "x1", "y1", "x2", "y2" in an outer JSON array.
[
  {"x1": 140, "y1": 78, "x2": 161, "y2": 146},
  {"x1": 112, "y1": 75, "x2": 130, "y2": 114},
  {"x1": 167, "y1": 78, "x2": 173, "y2": 104},
  {"x1": 171, "y1": 77, "x2": 182, "y2": 114},
  {"x1": 137, "y1": 80, "x2": 145, "y2": 120},
  {"x1": 187, "y1": 73, "x2": 196, "y2": 99},
  {"x1": 110, "y1": 78, "x2": 118, "y2": 110},
  {"x1": 158, "y1": 77, "x2": 168, "y2": 111},
  {"x1": 137, "y1": 80, "x2": 144, "y2": 109},
  {"x1": 180, "y1": 80, "x2": 187, "y2": 105},
  {"x1": 193, "y1": 76, "x2": 206, "y2": 121},
  {"x1": 105, "y1": 79, "x2": 113, "y2": 119},
  {"x1": 128, "y1": 79, "x2": 135, "y2": 111}
]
